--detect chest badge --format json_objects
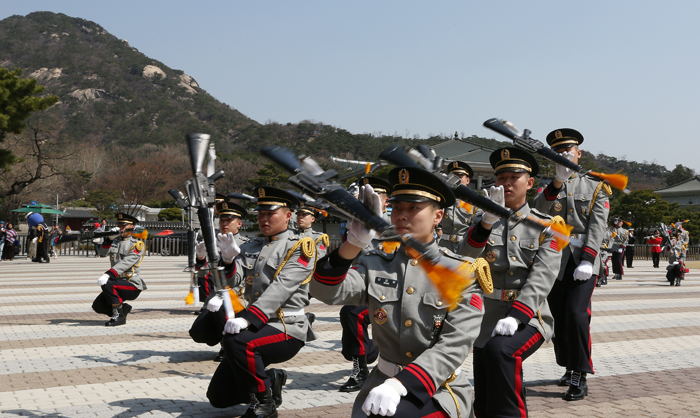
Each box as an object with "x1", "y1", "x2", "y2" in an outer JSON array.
[
  {"x1": 485, "y1": 250, "x2": 497, "y2": 263},
  {"x1": 432, "y1": 314, "x2": 444, "y2": 334},
  {"x1": 554, "y1": 202, "x2": 563, "y2": 212},
  {"x1": 246, "y1": 275, "x2": 254, "y2": 285},
  {"x1": 373, "y1": 308, "x2": 388, "y2": 325}
]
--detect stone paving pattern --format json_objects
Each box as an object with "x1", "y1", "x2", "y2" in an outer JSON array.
[{"x1": 1, "y1": 255, "x2": 699, "y2": 417}]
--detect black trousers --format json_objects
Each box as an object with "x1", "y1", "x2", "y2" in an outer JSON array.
[
  {"x1": 367, "y1": 398, "x2": 448, "y2": 418},
  {"x1": 33, "y1": 239, "x2": 50, "y2": 262},
  {"x1": 548, "y1": 258, "x2": 596, "y2": 374},
  {"x1": 612, "y1": 250, "x2": 624, "y2": 275},
  {"x1": 473, "y1": 325, "x2": 544, "y2": 418},
  {"x1": 625, "y1": 247, "x2": 635, "y2": 267},
  {"x1": 652, "y1": 252, "x2": 660, "y2": 268},
  {"x1": 339, "y1": 305, "x2": 378, "y2": 363},
  {"x1": 92, "y1": 279, "x2": 141, "y2": 316},
  {"x1": 189, "y1": 307, "x2": 227, "y2": 346},
  {"x1": 197, "y1": 272, "x2": 214, "y2": 302},
  {"x1": 207, "y1": 325, "x2": 304, "y2": 408}
]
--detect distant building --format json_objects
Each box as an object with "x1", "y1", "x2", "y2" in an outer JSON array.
[{"x1": 654, "y1": 176, "x2": 700, "y2": 206}]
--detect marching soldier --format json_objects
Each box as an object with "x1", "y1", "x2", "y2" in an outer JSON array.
[
  {"x1": 440, "y1": 161, "x2": 476, "y2": 252},
  {"x1": 533, "y1": 129, "x2": 610, "y2": 400},
  {"x1": 295, "y1": 204, "x2": 329, "y2": 259},
  {"x1": 666, "y1": 231, "x2": 685, "y2": 286},
  {"x1": 677, "y1": 220, "x2": 690, "y2": 263},
  {"x1": 189, "y1": 200, "x2": 249, "y2": 359},
  {"x1": 206, "y1": 187, "x2": 317, "y2": 418},
  {"x1": 610, "y1": 218, "x2": 628, "y2": 280},
  {"x1": 92, "y1": 213, "x2": 147, "y2": 326},
  {"x1": 336, "y1": 175, "x2": 390, "y2": 393},
  {"x1": 596, "y1": 222, "x2": 615, "y2": 287},
  {"x1": 459, "y1": 147, "x2": 562, "y2": 417},
  {"x1": 312, "y1": 167, "x2": 488, "y2": 418}
]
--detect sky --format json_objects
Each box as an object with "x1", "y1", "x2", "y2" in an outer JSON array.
[{"x1": 3, "y1": 1, "x2": 699, "y2": 172}]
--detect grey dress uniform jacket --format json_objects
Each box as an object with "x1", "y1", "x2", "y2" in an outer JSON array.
[
  {"x1": 458, "y1": 204, "x2": 561, "y2": 346},
  {"x1": 230, "y1": 229, "x2": 317, "y2": 343},
  {"x1": 533, "y1": 175, "x2": 610, "y2": 279},
  {"x1": 102, "y1": 236, "x2": 147, "y2": 290},
  {"x1": 439, "y1": 200, "x2": 475, "y2": 251},
  {"x1": 611, "y1": 227, "x2": 628, "y2": 253},
  {"x1": 311, "y1": 241, "x2": 485, "y2": 418}
]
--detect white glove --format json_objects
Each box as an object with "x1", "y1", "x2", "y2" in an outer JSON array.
[
  {"x1": 554, "y1": 151, "x2": 575, "y2": 183},
  {"x1": 223, "y1": 317, "x2": 249, "y2": 335},
  {"x1": 482, "y1": 186, "x2": 505, "y2": 225},
  {"x1": 207, "y1": 296, "x2": 223, "y2": 312},
  {"x1": 195, "y1": 241, "x2": 207, "y2": 260},
  {"x1": 97, "y1": 274, "x2": 109, "y2": 286},
  {"x1": 217, "y1": 232, "x2": 240, "y2": 264},
  {"x1": 617, "y1": 248, "x2": 623, "y2": 253},
  {"x1": 492, "y1": 316, "x2": 519, "y2": 337},
  {"x1": 347, "y1": 184, "x2": 382, "y2": 248},
  {"x1": 110, "y1": 227, "x2": 120, "y2": 232},
  {"x1": 362, "y1": 378, "x2": 407, "y2": 416},
  {"x1": 573, "y1": 260, "x2": 593, "y2": 281}
]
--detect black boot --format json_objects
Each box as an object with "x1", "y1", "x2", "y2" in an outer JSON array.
[
  {"x1": 676, "y1": 278, "x2": 681, "y2": 286},
  {"x1": 213, "y1": 346, "x2": 225, "y2": 362},
  {"x1": 251, "y1": 389, "x2": 277, "y2": 418},
  {"x1": 563, "y1": 371, "x2": 588, "y2": 401},
  {"x1": 557, "y1": 370, "x2": 572, "y2": 387},
  {"x1": 268, "y1": 368, "x2": 287, "y2": 407},
  {"x1": 122, "y1": 303, "x2": 132, "y2": 319},
  {"x1": 105, "y1": 306, "x2": 127, "y2": 326},
  {"x1": 601, "y1": 276, "x2": 607, "y2": 285},
  {"x1": 240, "y1": 393, "x2": 259, "y2": 418},
  {"x1": 340, "y1": 356, "x2": 369, "y2": 392}
]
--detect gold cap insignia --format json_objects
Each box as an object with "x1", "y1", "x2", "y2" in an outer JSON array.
[
  {"x1": 258, "y1": 188, "x2": 266, "y2": 198},
  {"x1": 363, "y1": 178, "x2": 369, "y2": 185},
  {"x1": 222, "y1": 203, "x2": 228, "y2": 210},
  {"x1": 118, "y1": 214, "x2": 123, "y2": 219},
  {"x1": 399, "y1": 169, "x2": 409, "y2": 184},
  {"x1": 452, "y1": 162, "x2": 458, "y2": 169},
  {"x1": 501, "y1": 149, "x2": 510, "y2": 160},
  {"x1": 555, "y1": 130, "x2": 563, "y2": 139}
]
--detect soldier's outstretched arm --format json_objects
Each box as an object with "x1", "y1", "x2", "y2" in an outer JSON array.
[
  {"x1": 456, "y1": 213, "x2": 491, "y2": 258},
  {"x1": 310, "y1": 249, "x2": 369, "y2": 306},
  {"x1": 532, "y1": 181, "x2": 560, "y2": 214}
]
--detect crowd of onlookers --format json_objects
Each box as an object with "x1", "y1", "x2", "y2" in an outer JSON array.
[{"x1": 0, "y1": 221, "x2": 19, "y2": 261}]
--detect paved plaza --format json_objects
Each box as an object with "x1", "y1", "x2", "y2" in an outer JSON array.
[{"x1": 1, "y1": 254, "x2": 700, "y2": 417}]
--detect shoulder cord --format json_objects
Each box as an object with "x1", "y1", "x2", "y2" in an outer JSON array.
[
  {"x1": 465, "y1": 258, "x2": 493, "y2": 295},
  {"x1": 300, "y1": 234, "x2": 330, "y2": 285},
  {"x1": 271, "y1": 236, "x2": 315, "y2": 336},
  {"x1": 589, "y1": 181, "x2": 613, "y2": 214},
  {"x1": 442, "y1": 373, "x2": 461, "y2": 418},
  {"x1": 125, "y1": 240, "x2": 145, "y2": 279}
]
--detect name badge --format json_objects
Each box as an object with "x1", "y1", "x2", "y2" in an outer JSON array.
[{"x1": 375, "y1": 277, "x2": 398, "y2": 288}]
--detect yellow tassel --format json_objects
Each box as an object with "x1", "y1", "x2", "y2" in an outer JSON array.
[
  {"x1": 458, "y1": 200, "x2": 473, "y2": 213},
  {"x1": 184, "y1": 291, "x2": 195, "y2": 305},
  {"x1": 227, "y1": 287, "x2": 245, "y2": 313}
]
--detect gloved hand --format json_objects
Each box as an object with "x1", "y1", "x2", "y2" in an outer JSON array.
[
  {"x1": 617, "y1": 248, "x2": 623, "y2": 253},
  {"x1": 573, "y1": 260, "x2": 593, "y2": 280},
  {"x1": 223, "y1": 317, "x2": 249, "y2": 335},
  {"x1": 554, "y1": 151, "x2": 575, "y2": 183},
  {"x1": 492, "y1": 316, "x2": 519, "y2": 337},
  {"x1": 362, "y1": 378, "x2": 407, "y2": 416},
  {"x1": 207, "y1": 295, "x2": 223, "y2": 312},
  {"x1": 482, "y1": 186, "x2": 505, "y2": 225},
  {"x1": 347, "y1": 184, "x2": 382, "y2": 248},
  {"x1": 195, "y1": 241, "x2": 207, "y2": 260},
  {"x1": 217, "y1": 232, "x2": 240, "y2": 264},
  {"x1": 110, "y1": 227, "x2": 120, "y2": 233},
  {"x1": 97, "y1": 274, "x2": 109, "y2": 286}
]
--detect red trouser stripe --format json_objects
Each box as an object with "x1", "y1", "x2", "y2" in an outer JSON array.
[
  {"x1": 512, "y1": 332, "x2": 543, "y2": 418},
  {"x1": 357, "y1": 309, "x2": 369, "y2": 356},
  {"x1": 587, "y1": 283, "x2": 595, "y2": 374},
  {"x1": 112, "y1": 284, "x2": 137, "y2": 304},
  {"x1": 247, "y1": 333, "x2": 292, "y2": 392},
  {"x1": 422, "y1": 412, "x2": 449, "y2": 418}
]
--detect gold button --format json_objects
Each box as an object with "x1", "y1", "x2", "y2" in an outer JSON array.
[
  {"x1": 255, "y1": 292, "x2": 260, "y2": 296},
  {"x1": 572, "y1": 174, "x2": 576, "y2": 178},
  {"x1": 406, "y1": 352, "x2": 413, "y2": 358},
  {"x1": 255, "y1": 273, "x2": 259, "y2": 277},
  {"x1": 248, "y1": 264, "x2": 253, "y2": 268},
  {"x1": 380, "y1": 295, "x2": 386, "y2": 300},
  {"x1": 569, "y1": 209, "x2": 574, "y2": 213},
  {"x1": 516, "y1": 211, "x2": 521, "y2": 217},
  {"x1": 410, "y1": 259, "x2": 418, "y2": 266},
  {"x1": 568, "y1": 193, "x2": 573, "y2": 196},
  {"x1": 510, "y1": 236, "x2": 516, "y2": 242},
  {"x1": 511, "y1": 256, "x2": 516, "y2": 261},
  {"x1": 259, "y1": 256, "x2": 264, "y2": 261},
  {"x1": 437, "y1": 301, "x2": 443, "y2": 306},
  {"x1": 405, "y1": 319, "x2": 413, "y2": 327},
  {"x1": 529, "y1": 244, "x2": 534, "y2": 249},
  {"x1": 568, "y1": 180, "x2": 572, "y2": 183},
  {"x1": 509, "y1": 271, "x2": 514, "y2": 275},
  {"x1": 490, "y1": 240, "x2": 495, "y2": 244},
  {"x1": 407, "y1": 287, "x2": 415, "y2": 294}
]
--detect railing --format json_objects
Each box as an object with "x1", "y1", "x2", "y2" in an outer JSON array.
[{"x1": 621, "y1": 244, "x2": 699, "y2": 261}]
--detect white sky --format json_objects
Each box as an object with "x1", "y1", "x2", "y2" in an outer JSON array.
[{"x1": 3, "y1": 1, "x2": 699, "y2": 171}]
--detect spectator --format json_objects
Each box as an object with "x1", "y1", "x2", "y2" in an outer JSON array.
[
  {"x1": 0, "y1": 221, "x2": 5, "y2": 261},
  {"x1": 3, "y1": 223, "x2": 18, "y2": 261},
  {"x1": 93, "y1": 222, "x2": 104, "y2": 257}
]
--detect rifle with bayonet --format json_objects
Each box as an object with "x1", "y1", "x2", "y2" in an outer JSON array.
[
  {"x1": 483, "y1": 118, "x2": 629, "y2": 192},
  {"x1": 378, "y1": 144, "x2": 573, "y2": 250}
]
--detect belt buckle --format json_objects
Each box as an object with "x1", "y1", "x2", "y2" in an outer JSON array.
[
  {"x1": 450, "y1": 235, "x2": 459, "y2": 243},
  {"x1": 503, "y1": 290, "x2": 517, "y2": 302}
]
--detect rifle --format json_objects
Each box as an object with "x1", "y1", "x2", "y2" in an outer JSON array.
[
  {"x1": 379, "y1": 144, "x2": 572, "y2": 250},
  {"x1": 186, "y1": 133, "x2": 243, "y2": 316},
  {"x1": 483, "y1": 118, "x2": 629, "y2": 192},
  {"x1": 262, "y1": 146, "x2": 483, "y2": 310}
]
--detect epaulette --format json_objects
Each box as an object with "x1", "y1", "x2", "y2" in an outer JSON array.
[
  {"x1": 365, "y1": 248, "x2": 396, "y2": 260},
  {"x1": 529, "y1": 208, "x2": 554, "y2": 220},
  {"x1": 438, "y1": 247, "x2": 473, "y2": 262}
]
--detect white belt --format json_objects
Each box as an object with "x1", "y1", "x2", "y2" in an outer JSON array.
[
  {"x1": 483, "y1": 288, "x2": 519, "y2": 302},
  {"x1": 377, "y1": 355, "x2": 461, "y2": 378},
  {"x1": 280, "y1": 308, "x2": 305, "y2": 317},
  {"x1": 569, "y1": 233, "x2": 587, "y2": 249}
]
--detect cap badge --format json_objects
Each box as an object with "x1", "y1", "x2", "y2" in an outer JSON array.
[
  {"x1": 258, "y1": 188, "x2": 266, "y2": 198},
  {"x1": 118, "y1": 214, "x2": 123, "y2": 219},
  {"x1": 555, "y1": 130, "x2": 563, "y2": 139},
  {"x1": 501, "y1": 149, "x2": 510, "y2": 161},
  {"x1": 452, "y1": 162, "x2": 458, "y2": 169},
  {"x1": 222, "y1": 202, "x2": 228, "y2": 210},
  {"x1": 363, "y1": 178, "x2": 369, "y2": 185},
  {"x1": 399, "y1": 169, "x2": 409, "y2": 184}
]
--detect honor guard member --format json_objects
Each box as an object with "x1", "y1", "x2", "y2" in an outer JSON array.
[
  {"x1": 533, "y1": 129, "x2": 610, "y2": 400},
  {"x1": 440, "y1": 161, "x2": 476, "y2": 252},
  {"x1": 596, "y1": 222, "x2": 615, "y2": 287},
  {"x1": 312, "y1": 167, "x2": 488, "y2": 418},
  {"x1": 459, "y1": 148, "x2": 562, "y2": 417},
  {"x1": 92, "y1": 213, "x2": 147, "y2": 326},
  {"x1": 189, "y1": 200, "x2": 249, "y2": 356},
  {"x1": 206, "y1": 187, "x2": 317, "y2": 418},
  {"x1": 666, "y1": 231, "x2": 685, "y2": 286},
  {"x1": 647, "y1": 230, "x2": 663, "y2": 268},
  {"x1": 677, "y1": 220, "x2": 690, "y2": 262},
  {"x1": 610, "y1": 218, "x2": 627, "y2": 280},
  {"x1": 295, "y1": 204, "x2": 329, "y2": 259}
]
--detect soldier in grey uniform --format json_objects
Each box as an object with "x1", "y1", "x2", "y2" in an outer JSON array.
[
  {"x1": 677, "y1": 220, "x2": 690, "y2": 263},
  {"x1": 610, "y1": 218, "x2": 628, "y2": 280},
  {"x1": 206, "y1": 187, "x2": 317, "y2": 418},
  {"x1": 459, "y1": 147, "x2": 562, "y2": 418},
  {"x1": 295, "y1": 204, "x2": 329, "y2": 258},
  {"x1": 312, "y1": 166, "x2": 487, "y2": 418},
  {"x1": 596, "y1": 222, "x2": 615, "y2": 287},
  {"x1": 92, "y1": 213, "x2": 147, "y2": 327},
  {"x1": 533, "y1": 128, "x2": 610, "y2": 400},
  {"x1": 440, "y1": 161, "x2": 476, "y2": 252}
]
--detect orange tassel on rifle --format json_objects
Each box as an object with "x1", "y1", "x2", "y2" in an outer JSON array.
[
  {"x1": 227, "y1": 287, "x2": 245, "y2": 313},
  {"x1": 458, "y1": 200, "x2": 473, "y2": 213},
  {"x1": 589, "y1": 171, "x2": 628, "y2": 191},
  {"x1": 184, "y1": 291, "x2": 195, "y2": 305},
  {"x1": 365, "y1": 162, "x2": 372, "y2": 174}
]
